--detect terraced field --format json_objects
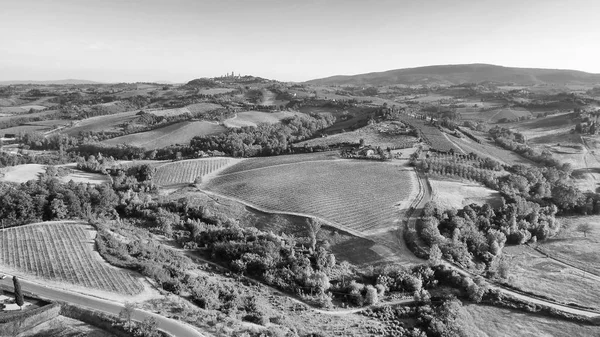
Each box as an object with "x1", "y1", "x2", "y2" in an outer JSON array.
[
  {"x1": 0, "y1": 222, "x2": 144, "y2": 295},
  {"x1": 204, "y1": 160, "x2": 415, "y2": 234},
  {"x1": 154, "y1": 157, "x2": 236, "y2": 186}
]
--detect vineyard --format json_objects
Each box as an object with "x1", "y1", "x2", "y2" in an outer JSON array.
[
  {"x1": 398, "y1": 116, "x2": 460, "y2": 153},
  {"x1": 0, "y1": 222, "x2": 144, "y2": 295},
  {"x1": 218, "y1": 152, "x2": 339, "y2": 176},
  {"x1": 205, "y1": 160, "x2": 416, "y2": 234},
  {"x1": 154, "y1": 157, "x2": 236, "y2": 186}
]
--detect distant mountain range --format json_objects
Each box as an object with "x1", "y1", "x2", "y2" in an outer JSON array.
[
  {"x1": 305, "y1": 64, "x2": 600, "y2": 86},
  {"x1": 0, "y1": 79, "x2": 103, "y2": 85}
]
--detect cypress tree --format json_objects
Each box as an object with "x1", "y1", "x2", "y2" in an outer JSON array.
[{"x1": 13, "y1": 276, "x2": 24, "y2": 309}]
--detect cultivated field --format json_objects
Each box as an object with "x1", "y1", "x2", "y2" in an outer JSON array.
[
  {"x1": 460, "y1": 304, "x2": 600, "y2": 337},
  {"x1": 429, "y1": 177, "x2": 502, "y2": 210},
  {"x1": 223, "y1": 111, "x2": 302, "y2": 128},
  {"x1": 149, "y1": 102, "x2": 223, "y2": 117},
  {"x1": 102, "y1": 120, "x2": 226, "y2": 150},
  {"x1": 295, "y1": 122, "x2": 418, "y2": 149},
  {"x1": 503, "y1": 244, "x2": 600, "y2": 309},
  {"x1": 154, "y1": 157, "x2": 238, "y2": 186},
  {"x1": 0, "y1": 164, "x2": 110, "y2": 185},
  {"x1": 0, "y1": 222, "x2": 144, "y2": 295},
  {"x1": 218, "y1": 152, "x2": 340, "y2": 176},
  {"x1": 204, "y1": 160, "x2": 417, "y2": 235},
  {"x1": 0, "y1": 105, "x2": 47, "y2": 114},
  {"x1": 62, "y1": 110, "x2": 139, "y2": 136},
  {"x1": 448, "y1": 132, "x2": 534, "y2": 166},
  {"x1": 0, "y1": 125, "x2": 52, "y2": 136}
]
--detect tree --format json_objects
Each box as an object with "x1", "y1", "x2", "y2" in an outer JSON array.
[
  {"x1": 577, "y1": 223, "x2": 593, "y2": 238},
  {"x1": 119, "y1": 301, "x2": 136, "y2": 326},
  {"x1": 428, "y1": 244, "x2": 443, "y2": 265},
  {"x1": 306, "y1": 218, "x2": 321, "y2": 251},
  {"x1": 364, "y1": 285, "x2": 379, "y2": 305},
  {"x1": 13, "y1": 276, "x2": 24, "y2": 309}
]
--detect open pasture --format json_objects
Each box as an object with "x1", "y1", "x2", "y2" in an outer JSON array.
[
  {"x1": 102, "y1": 120, "x2": 226, "y2": 150},
  {"x1": 429, "y1": 177, "x2": 502, "y2": 210},
  {"x1": 223, "y1": 110, "x2": 302, "y2": 128},
  {"x1": 0, "y1": 222, "x2": 144, "y2": 295},
  {"x1": 0, "y1": 105, "x2": 47, "y2": 114},
  {"x1": 148, "y1": 102, "x2": 223, "y2": 117},
  {"x1": 0, "y1": 125, "x2": 52, "y2": 136},
  {"x1": 460, "y1": 304, "x2": 600, "y2": 337},
  {"x1": 295, "y1": 122, "x2": 418, "y2": 149},
  {"x1": 154, "y1": 157, "x2": 237, "y2": 186},
  {"x1": 205, "y1": 160, "x2": 417, "y2": 235},
  {"x1": 503, "y1": 244, "x2": 600, "y2": 309},
  {"x1": 61, "y1": 110, "x2": 139, "y2": 136}
]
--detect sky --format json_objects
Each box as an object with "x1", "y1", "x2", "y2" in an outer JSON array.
[{"x1": 1, "y1": 0, "x2": 599, "y2": 83}]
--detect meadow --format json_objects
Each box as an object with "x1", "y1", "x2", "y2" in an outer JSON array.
[
  {"x1": 149, "y1": 102, "x2": 223, "y2": 117},
  {"x1": 503, "y1": 244, "x2": 600, "y2": 309},
  {"x1": 429, "y1": 177, "x2": 502, "y2": 210},
  {"x1": 153, "y1": 157, "x2": 237, "y2": 186},
  {"x1": 0, "y1": 222, "x2": 144, "y2": 295},
  {"x1": 295, "y1": 122, "x2": 418, "y2": 149},
  {"x1": 102, "y1": 120, "x2": 226, "y2": 150},
  {"x1": 204, "y1": 160, "x2": 416, "y2": 235},
  {"x1": 62, "y1": 110, "x2": 139, "y2": 136},
  {"x1": 223, "y1": 111, "x2": 303, "y2": 128}
]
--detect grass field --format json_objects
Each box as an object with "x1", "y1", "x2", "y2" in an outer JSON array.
[
  {"x1": 0, "y1": 222, "x2": 144, "y2": 295},
  {"x1": 0, "y1": 164, "x2": 110, "y2": 185},
  {"x1": 0, "y1": 105, "x2": 47, "y2": 114},
  {"x1": 460, "y1": 304, "x2": 600, "y2": 337},
  {"x1": 223, "y1": 111, "x2": 302, "y2": 128},
  {"x1": 204, "y1": 160, "x2": 416, "y2": 235},
  {"x1": 448, "y1": 132, "x2": 535, "y2": 166},
  {"x1": 0, "y1": 125, "x2": 52, "y2": 136},
  {"x1": 503, "y1": 244, "x2": 600, "y2": 309},
  {"x1": 62, "y1": 110, "x2": 139, "y2": 136},
  {"x1": 149, "y1": 102, "x2": 223, "y2": 117},
  {"x1": 295, "y1": 122, "x2": 418, "y2": 149},
  {"x1": 102, "y1": 120, "x2": 226, "y2": 150},
  {"x1": 537, "y1": 216, "x2": 600, "y2": 275},
  {"x1": 429, "y1": 177, "x2": 502, "y2": 210},
  {"x1": 154, "y1": 157, "x2": 237, "y2": 186}
]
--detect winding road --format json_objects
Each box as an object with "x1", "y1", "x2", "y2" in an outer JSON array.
[{"x1": 0, "y1": 273, "x2": 206, "y2": 337}]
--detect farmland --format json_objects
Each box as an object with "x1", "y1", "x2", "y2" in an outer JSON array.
[
  {"x1": 0, "y1": 222, "x2": 144, "y2": 295},
  {"x1": 0, "y1": 164, "x2": 110, "y2": 185},
  {"x1": 223, "y1": 110, "x2": 303, "y2": 128},
  {"x1": 398, "y1": 115, "x2": 460, "y2": 153},
  {"x1": 204, "y1": 160, "x2": 417, "y2": 235},
  {"x1": 429, "y1": 177, "x2": 502, "y2": 210},
  {"x1": 102, "y1": 120, "x2": 226, "y2": 150},
  {"x1": 61, "y1": 110, "x2": 139, "y2": 136},
  {"x1": 149, "y1": 102, "x2": 223, "y2": 117},
  {"x1": 448, "y1": 131, "x2": 535, "y2": 166},
  {"x1": 154, "y1": 157, "x2": 239, "y2": 186},
  {"x1": 295, "y1": 122, "x2": 418, "y2": 149}
]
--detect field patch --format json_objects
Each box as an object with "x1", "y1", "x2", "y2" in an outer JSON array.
[
  {"x1": 204, "y1": 160, "x2": 417, "y2": 235},
  {"x1": 296, "y1": 122, "x2": 418, "y2": 149},
  {"x1": 148, "y1": 102, "x2": 223, "y2": 117},
  {"x1": 503, "y1": 244, "x2": 600, "y2": 309},
  {"x1": 0, "y1": 125, "x2": 52, "y2": 136},
  {"x1": 223, "y1": 111, "x2": 303, "y2": 128},
  {"x1": 429, "y1": 177, "x2": 502, "y2": 210},
  {"x1": 460, "y1": 304, "x2": 600, "y2": 337},
  {"x1": 102, "y1": 120, "x2": 226, "y2": 150},
  {"x1": 62, "y1": 110, "x2": 139, "y2": 136},
  {"x1": 0, "y1": 105, "x2": 46, "y2": 114},
  {"x1": 154, "y1": 157, "x2": 239, "y2": 186},
  {"x1": 0, "y1": 222, "x2": 144, "y2": 295}
]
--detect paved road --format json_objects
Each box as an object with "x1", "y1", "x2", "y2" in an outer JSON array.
[{"x1": 0, "y1": 273, "x2": 206, "y2": 337}]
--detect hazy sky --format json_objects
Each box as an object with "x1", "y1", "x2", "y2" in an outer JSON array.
[{"x1": 1, "y1": 0, "x2": 599, "y2": 82}]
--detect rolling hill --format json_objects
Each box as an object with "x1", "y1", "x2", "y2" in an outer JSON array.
[
  {"x1": 306, "y1": 64, "x2": 600, "y2": 86},
  {"x1": 0, "y1": 79, "x2": 103, "y2": 85}
]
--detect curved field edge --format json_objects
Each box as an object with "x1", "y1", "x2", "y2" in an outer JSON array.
[
  {"x1": 0, "y1": 221, "x2": 145, "y2": 296},
  {"x1": 153, "y1": 157, "x2": 244, "y2": 186},
  {"x1": 200, "y1": 160, "x2": 424, "y2": 265}
]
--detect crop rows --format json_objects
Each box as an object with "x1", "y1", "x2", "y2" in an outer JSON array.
[
  {"x1": 0, "y1": 222, "x2": 144, "y2": 295},
  {"x1": 206, "y1": 161, "x2": 414, "y2": 234},
  {"x1": 398, "y1": 116, "x2": 460, "y2": 153},
  {"x1": 154, "y1": 157, "x2": 233, "y2": 185}
]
